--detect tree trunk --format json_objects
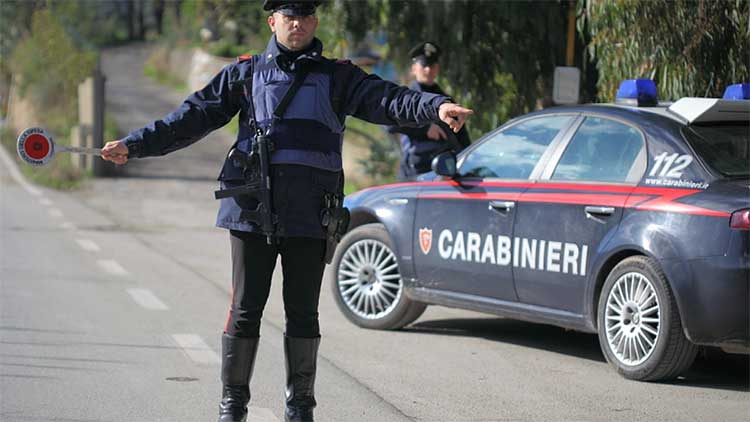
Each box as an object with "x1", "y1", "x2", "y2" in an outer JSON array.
[
  {"x1": 136, "y1": 0, "x2": 145, "y2": 40},
  {"x1": 153, "y1": 0, "x2": 165, "y2": 35},
  {"x1": 126, "y1": 0, "x2": 135, "y2": 40}
]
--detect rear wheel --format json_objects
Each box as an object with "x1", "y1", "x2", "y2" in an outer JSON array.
[
  {"x1": 597, "y1": 256, "x2": 697, "y2": 381},
  {"x1": 330, "y1": 223, "x2": 426, "y2": 330}
]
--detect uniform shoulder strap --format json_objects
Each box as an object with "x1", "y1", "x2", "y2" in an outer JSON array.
[
  {"x1": 273, "y1": 63, "x2": 312, "y2": 120},
  {"x1": 236, "y1": 54, "x2": 253, "y2": 63}
]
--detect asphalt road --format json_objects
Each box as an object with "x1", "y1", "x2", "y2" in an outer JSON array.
[{"x1": 1, "y1": 44, "x2": 748, "y2": 422}]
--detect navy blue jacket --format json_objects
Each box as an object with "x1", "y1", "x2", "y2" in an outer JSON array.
[{"x1": 122, "y1": 35, "x2": 450, "y2": 237}]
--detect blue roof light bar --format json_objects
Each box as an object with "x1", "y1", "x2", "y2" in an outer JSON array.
[
  {"x1": 722, "y1": 83, "x2": 750, "y2": 100},
  {"x1": 615, "y1": 79, "x2": 658, "y2": 107}
]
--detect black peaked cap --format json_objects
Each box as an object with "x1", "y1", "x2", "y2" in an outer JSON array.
[
  {"x1": 263, "y1": 0, "x2": 322, "y2": 15},
  {"x1": 409, "y1": 41, "x2": 441, "y2": 66}
]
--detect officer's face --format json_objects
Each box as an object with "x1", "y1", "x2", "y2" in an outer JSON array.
[
  {"x1": 268, "y1": 12, "x2": 318, "y2": 51},
  {"x1": 412, "y1": 62, "x2": 440, "y2": 85}
]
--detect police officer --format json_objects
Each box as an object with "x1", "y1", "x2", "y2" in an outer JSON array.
[
  {"x1": 100, "y1": 2, "x2": 472, "y2": 421},
  {"x1": 390, "y1": 42, "x2": 471, "y2": 181}
]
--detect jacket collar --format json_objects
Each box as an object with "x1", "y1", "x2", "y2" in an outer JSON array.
[{"x1": 263, "y1": 34, "x2": 324, "y2": 64}]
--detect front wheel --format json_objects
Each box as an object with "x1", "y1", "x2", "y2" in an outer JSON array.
[
  {"x1": 329, "y1": 223, "x2": 426, "y2": 330},
  {"x1": 597, "y1": 256, "x2": 697, "y2": 381}
]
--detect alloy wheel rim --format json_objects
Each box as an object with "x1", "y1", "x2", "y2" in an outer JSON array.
[
  {"x1": 337, "y1": 239, "x2": 402, "y2": 320},
  {"x1": 605, "y1": 272, "x2": 661, "y2": 366}
]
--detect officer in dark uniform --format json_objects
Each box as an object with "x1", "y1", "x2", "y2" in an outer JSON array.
[
  {"x1": 389, "y1": 42, "x2": 471, "y2": 181},
  {"x1": 101, "y1": 2, "x2": 472, "y2": 421}
]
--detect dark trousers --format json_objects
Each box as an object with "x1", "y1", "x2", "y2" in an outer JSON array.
[{"x1": 225, "y1": 230, "x2": 327, "y2": 339}]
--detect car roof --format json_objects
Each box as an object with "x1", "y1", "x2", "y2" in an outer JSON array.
[
  {"x1": 522, "y1": 103, "x2": 687, "y2": 128},
  {"x1": 528, "y1": 99, "x2": 750, "y2": 126}
]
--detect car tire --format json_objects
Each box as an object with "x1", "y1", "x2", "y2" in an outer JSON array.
[
  {"x1": 329, "y1": 223, "x2": 426, "y2": 330},
  {"x1": 597, "y1": 256, "x2": 698, "y2": 381}
]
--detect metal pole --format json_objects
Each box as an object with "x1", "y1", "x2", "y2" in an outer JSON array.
[
  {"x1": 92, "y1": 55, "x2": 107, "y2": 176},
  {"x1": 566, "y1": 0, "x2": 576, "y2": 66}
]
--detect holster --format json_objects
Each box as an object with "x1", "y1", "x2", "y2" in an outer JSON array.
[{"x1": 320, "y1": 192, "x2": 350, "y2": 264}]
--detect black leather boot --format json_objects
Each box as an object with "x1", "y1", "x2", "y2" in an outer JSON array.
[
  {"x1": 284, "y1": 336, "x2": 320, "y2": 422},
  {"x1": 218, "y1": 334, "x2": 260, "y2": 422}
]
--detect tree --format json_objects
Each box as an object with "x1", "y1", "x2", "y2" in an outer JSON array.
[
  {"x1": 10, "y1": 8, "x2": 96, "y2": 132},
  {"x1": 582, "y1": 0, "x2": 750, "y2": 101},
  {"x1": 331, "y1": 0, "x2": 579, "y2": 139},
  {"x1": 0, "y1": 0, "x2": 42, "y2": 64}
]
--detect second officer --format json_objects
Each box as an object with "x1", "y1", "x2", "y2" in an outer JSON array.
[{"x1": 390, "y1": 42, "x2": 472, "y2": 181}]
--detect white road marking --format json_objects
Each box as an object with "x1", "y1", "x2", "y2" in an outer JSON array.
[
  {"x1": 171, "y1": 334, "x2": 221, "y2": 365},
  {"x1": 75, "y1": 238, "x2": 101, "y2": 252},
  {"x1": 39, "y1": 197, "x2": 53, "y2": 206},
  {"x1": 0, "y1": 141, "x2": 43, "y2": 197},
  {"x1": 61, "y1": 221, "x2": 77, "y2": 230},
  {"x1": 97, "y1": 259, "x2": 129, "y2": 276},
  {"x1": 126, "y1": 288, "x2": 169, "y2": 310},
  {"x1": 248, "y1": 407, "x2": 281, "y2": 422},
  {"x1": 48, "y1": 208, "x2": 63, "y2": 218}
]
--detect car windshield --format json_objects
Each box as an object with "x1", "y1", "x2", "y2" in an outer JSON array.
[{"x1": 683, "y1": 123, "x2": 750, "y2": 178}]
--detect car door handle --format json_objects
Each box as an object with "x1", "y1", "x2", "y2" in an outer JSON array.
[
  {"x1": 584, "y1": 206, "x2": 615, "y2": 216},
  {"x1": 489, "y1": 201, "x2": 515, "y2": 212},
  {"x1": 388, "y1": 198, "x2": 408, "y2": 205}
]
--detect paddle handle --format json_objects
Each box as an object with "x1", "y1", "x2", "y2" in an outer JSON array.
[{"x1": 57, "y1": 145, "x2": 103, "y2": 155}]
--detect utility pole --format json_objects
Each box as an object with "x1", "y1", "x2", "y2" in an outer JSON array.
[{"x1": 566, "y1": 0, "x2": 576, "y2": 66}]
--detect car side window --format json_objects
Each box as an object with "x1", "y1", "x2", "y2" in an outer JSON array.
[
  {"x1": 459, "y1": 116, "x2": 573, "y2": 179},
  {"x1": 551, "y1": 117, "x2": 645, "y2": 183}
]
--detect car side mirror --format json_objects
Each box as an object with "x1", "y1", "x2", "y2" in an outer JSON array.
[{"x1": 432, "y1": 152, "x2": 457, "y2": 178}]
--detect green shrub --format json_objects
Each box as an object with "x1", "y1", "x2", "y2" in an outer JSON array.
[
  {"x1": 143, "y1": 63, "x2": 187, "y2": 93},
  {"x1": 10, "y1": 9, "x2": 96, "y2": 124},
  {"x1": 206, "y1": 40, "x2": 250, "y2": 59},
  {"x1": 104, "y1": 113, "x2": 120, "y2": 142}
]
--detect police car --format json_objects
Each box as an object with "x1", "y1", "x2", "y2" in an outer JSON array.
[{"x1": 329, "y1": 80, "x2": 750, "y2": 381}]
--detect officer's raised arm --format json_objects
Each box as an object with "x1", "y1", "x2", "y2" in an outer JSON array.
[
  {"x1": 111, "y1": 64, "x2": 243, "y2": 160},
  {"x1": 336, "y1": 63, "x2": 473, "y2": 130}
]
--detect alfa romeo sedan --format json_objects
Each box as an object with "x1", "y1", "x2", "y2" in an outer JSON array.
[{"x1": 329, "y1": 81, "x2": 750, "y2": 381}]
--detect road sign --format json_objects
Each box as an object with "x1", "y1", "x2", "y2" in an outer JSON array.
[
  {"x1": 553, "y1": 66, "x2": 581, "y2": 105},
  {"x1": 17, "y1": 127, "x2": 55, "y2": 166}
]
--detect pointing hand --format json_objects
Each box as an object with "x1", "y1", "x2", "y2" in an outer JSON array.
[{"x1": 438, "y1": 102, "x2": 474, "y2": 132}]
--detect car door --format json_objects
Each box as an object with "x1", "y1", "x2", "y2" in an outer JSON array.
[
  {"x1": 512, "y1": 115, "x2": 647, "y2": 313},
  {"x1": 412, "y1": 114, "x2": 578, "y2": 302}
]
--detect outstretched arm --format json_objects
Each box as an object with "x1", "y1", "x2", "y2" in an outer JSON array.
[
  {"x1": 338, "y1": 63, "x2": 472, "y2": 131},
  {"x1": 102, "y1": 64, "x2": 242, "y2": 164}
]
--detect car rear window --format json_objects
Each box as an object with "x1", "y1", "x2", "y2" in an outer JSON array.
[
  {"x1": 552, "y1": 117, "x2": 645, "y2": 183},
  {"x1": 683, "y1": 124, "x2": 750, "y2": 177}
]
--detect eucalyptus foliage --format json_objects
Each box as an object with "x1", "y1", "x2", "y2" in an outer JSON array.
[
  {"x1": 583, "y1": 0, "x2": 750, "y2": 102},
  {"x1": 333, "y1": 0, "x2": 575, "y2": 139}
]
